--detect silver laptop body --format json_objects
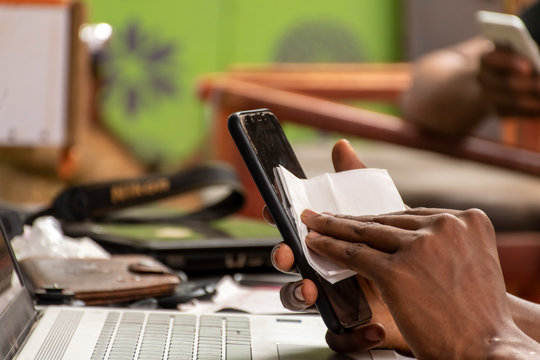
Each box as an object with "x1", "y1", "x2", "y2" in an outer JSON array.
[{"x1": 0, "y1": 221, "x2": 400, "y2": 360}]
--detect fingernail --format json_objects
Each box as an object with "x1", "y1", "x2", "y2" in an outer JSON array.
[
  {"x1": 293, "y1": 285, "x2": 305, "y2": 302},
  {"x1": 270, "y1": 244, "x2": 281, "y2": 266},
  {"x1": 301, "y1": 209, "x2": 318, "y2": 218},
  {"x1": 363, "y1": 327, "x2": 383, "y2": 342}
]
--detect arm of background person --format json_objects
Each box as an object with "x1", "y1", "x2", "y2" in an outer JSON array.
[{"x1": 401, "y1": 37, "x2": 494, "y2": 135}]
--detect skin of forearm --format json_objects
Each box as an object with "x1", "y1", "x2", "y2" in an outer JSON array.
[
  {"x1": 468, "y1": 294, "x2": 540, "y2": 359},
  {"x1": 508, "y1": 293, "x2": 540, "y2": 342},
  {"x1": 484, "y1": 330, "x2": 540, "y2": 360},
  {"x1": 401, "y1": 39, "x2": 492, "y2": 135}
]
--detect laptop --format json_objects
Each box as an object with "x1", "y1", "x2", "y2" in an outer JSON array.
[{"x1": 0, "y1": 221, "x2": 402, "y2": 360}]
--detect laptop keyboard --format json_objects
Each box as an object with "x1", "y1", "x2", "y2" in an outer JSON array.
[{"x1": 90, "y1": 312, "x2": 252, "y2": 360}]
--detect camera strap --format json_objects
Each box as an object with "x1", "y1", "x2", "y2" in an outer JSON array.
[{"x1": 25, "y1": 163, "x2": 245, "y2": 225}]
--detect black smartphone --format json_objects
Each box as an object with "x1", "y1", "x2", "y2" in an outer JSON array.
[{"x1": 228, "y1": 109, "x2": 372, "y2": 334}]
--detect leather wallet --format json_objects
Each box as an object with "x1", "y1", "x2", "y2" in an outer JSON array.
[{"x1": 19, "y1": 255, "x2": 180, "y2": 305}]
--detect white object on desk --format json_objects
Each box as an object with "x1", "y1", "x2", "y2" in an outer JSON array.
[
  {"x1": 179, "y1": 275, "x2": 301, "y2": 315},
  {"x1": 0, "y1": 4, "x2": 70, "y2": 146},
  {"x1": 275, "y1": 166, "x2": 406, "y2": 284}
]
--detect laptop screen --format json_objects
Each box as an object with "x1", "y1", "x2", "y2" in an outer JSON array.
[{"x1": 0, "y1": 221, "x2": 36, "y2": 360}]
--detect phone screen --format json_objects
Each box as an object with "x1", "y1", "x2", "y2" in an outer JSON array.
[
  {"x1": 229, "y1": 109, "x2": 371, "y2": 333},
  {"x1": 241, "y1": 112, "x2": 306, "y2": 184}
]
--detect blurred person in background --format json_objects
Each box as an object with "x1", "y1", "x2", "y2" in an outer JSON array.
[{"x1": 401, "y1": 1, "x2": 540, "y2": 136}]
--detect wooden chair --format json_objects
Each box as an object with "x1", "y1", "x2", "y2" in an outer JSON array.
[{"x1": 197, "y1": 64, "x2": 538, "y2": 214}]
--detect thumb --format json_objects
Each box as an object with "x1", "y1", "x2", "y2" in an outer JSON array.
[
  {"x1": 325, "y1": 323, "x2": 385, "y2": 353},
  {"x1": 332, "y1": 139, "x2": 366, "y2": 172}
]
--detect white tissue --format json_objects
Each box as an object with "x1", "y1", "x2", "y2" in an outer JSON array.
[
  {"x1": 11, "y1": 216, "x2": 110, "y2": 260},
  {"x1": 275, "y1": 166, "x2": 405, "y2": 283}
]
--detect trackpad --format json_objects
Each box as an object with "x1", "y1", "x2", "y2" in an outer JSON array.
[{"x1": 277, "y1": 344, "x2": 356, "y2": 360}]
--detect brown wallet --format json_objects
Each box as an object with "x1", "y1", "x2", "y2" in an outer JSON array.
[{"x1": 19, "y1": 255, "x2": 180, "y2": 305}]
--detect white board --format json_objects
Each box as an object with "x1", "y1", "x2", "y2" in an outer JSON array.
[{"x1": 0, "y1": 4, "x2": 70, "y2": 147}]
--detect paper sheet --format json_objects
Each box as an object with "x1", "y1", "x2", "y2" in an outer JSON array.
[
  {"x1": 178, "y1": 276, "x2": 301, "y2": 315},
  {"x1": 275, "y1": 166, "x2": 405, "y2": 283},
  {"x1": 0, "y1": 5, "x2": 70, "y2": 146}
]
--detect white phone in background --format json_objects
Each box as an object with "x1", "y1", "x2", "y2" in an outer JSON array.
[{"x1": 476, "y1": 10, "x2": 540, "y2": 72}]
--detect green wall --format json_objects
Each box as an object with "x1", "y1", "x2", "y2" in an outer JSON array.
[{"x1": 86, "y1": 0, "x2": 402, "y2": 166}]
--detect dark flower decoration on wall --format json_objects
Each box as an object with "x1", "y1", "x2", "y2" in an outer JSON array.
[{"x1": 99, "y1": 21, "x2": 179, "y2": 118}]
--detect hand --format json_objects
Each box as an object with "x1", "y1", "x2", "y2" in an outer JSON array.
[
  {"x1": 269, "y1": 139, "x2": 410, "y2": 354},
  {"x1": 479, "y1": 45, "x2": 540, "y2": 116},
  {"x1": 273, "y1": 243, "x2": 409, "y2": 354},
  {"x1": 302, "y1": 207, "x2": 540, "y2": 359}
]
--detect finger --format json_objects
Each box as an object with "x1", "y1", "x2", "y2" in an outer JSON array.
[
  {"x1": 331, "y1": 207, "x2": 460, "y2": 218},
  {"x1": 333, "y1": 213, "x2": 427, "y2": 231},
  {"x1": 479, "y1": 69, "x2": 536, "y2": 94},
  {"x1": 479, "y1": 71, "x2": 540, "y2": 114},
  {"x1": 491, "y1": 94, "x2": 540, "y2": 115},
  {"x1": 401, "y1": 207, "x2": 463, "y2": 216},
  {"x1": 506, "y1": 74, "x2": 540, "y2": 93},
  {"x1": 399, "y1": 208, "x2": 492, "y2": 236},
  {"x1": 326, "y1": 323, "x2": 385, "y2": 353},
  {"x1": 331, "y1": 139, "x2": 366, "y2": 172},
  {"x1": 306, "y1": 232, "x2": 388, "y2": 280},
  {"x1": 301, "y1": 210, "x2": 411, "y2": 253},
  {"x1": 329, "y1": 207, "x2": 460, "y2": 221},
  {"x1": 481, "y1": 47, "x2": 533, "y2": 75},
  {"x1": 478, "y1": 67, "x2": 508, "y2": 92},
  {"x1": 331, "y1": 206, "x2": 469, "y2": 231},
  {"x1": 279, "y1": 279, "x2": 318, "y2": 311},
  {"x1": 491, "y1": 98, "x2": 540, "y2": 116},
  {"x1": 271, "y1": 243, "x2": 296, "y2": 273},
  {"x1": 262, "y1": 206, "x2": 276, "y2": 226}
]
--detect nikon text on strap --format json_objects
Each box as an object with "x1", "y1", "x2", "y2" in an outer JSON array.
[{"x1": 25, "y1": 163, "x2": 245, "y2": 225}]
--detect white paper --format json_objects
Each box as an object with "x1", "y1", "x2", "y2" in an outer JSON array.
[
  {"x1": 276, "y1": 166, "x2": 405, "y2": 283},
  {"x1": 0, "y1": 4, "x2": 70, "y2": 146},
  {"x1": 178, "y1": 276, "x2": 301, "y2": 315}
]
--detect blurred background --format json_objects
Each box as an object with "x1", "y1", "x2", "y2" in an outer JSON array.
[
  {"x1": 68, "y1": 0, "x2": 504, "y2": 166},
  {"x1": 0, "y1": 0, "x2": 520, "y2": 198},
  {"x1": 0, "y1": 0, "x2": 539, "y2": 299}
]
